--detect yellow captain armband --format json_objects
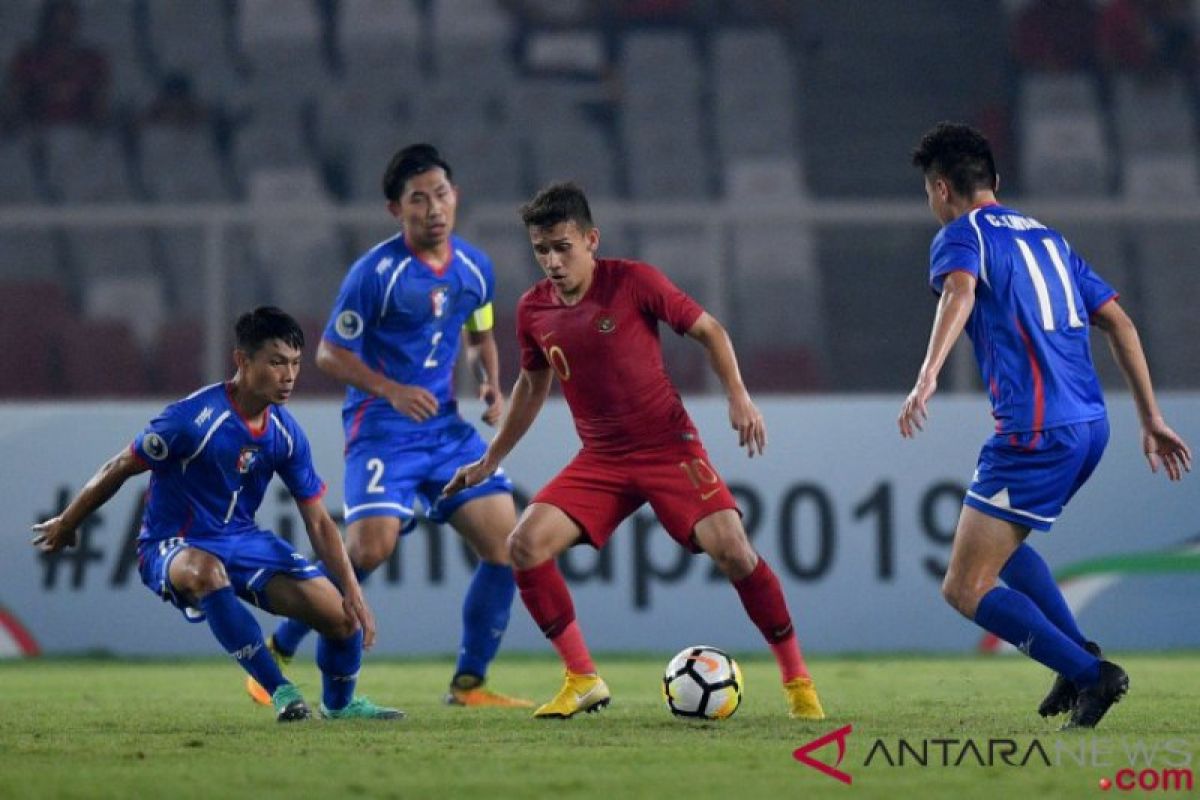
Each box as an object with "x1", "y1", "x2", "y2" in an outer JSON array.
[{"x1": 463, "y1": 302, "x2": 494, "y2": 333}]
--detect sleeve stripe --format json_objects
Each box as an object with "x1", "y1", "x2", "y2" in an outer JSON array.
[{"x1": 296, "y1": 484, "x2": 328, "y2": 505}]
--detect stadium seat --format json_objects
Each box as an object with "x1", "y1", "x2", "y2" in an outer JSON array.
[
  {"x1": 44, "y1": 126, "x2": 134, "y2": 203},
  {"x1": 83, "y1": 272, "x2": 166, "y2": 350},
  {"x1": 1136, "y1": 226, "x2": 1200, "y2": 388},
  {"x1": 740, "y1": 345, "x2": 825, "y2": 393},
  {"x1": 1122, "y1": 153, "x2": 1200, "y2": 200},
  {"x1": 724, "y1": 157, "x2": 806, "y2": 201},
  {"x1": 530, "y1": 114, "x2": 618, "y2": 199},
  {"x1": 145, "y1": 1, "x2": 239, "y2": 103},
  {"x1": 1114, "y1": 75, "x2": 1197, "y2": 156},
  {"x1": 78, "y1": 0, "x2": 153, "y2": 107},
  {"x1": 139, "y1": 126, "x2": 232, "y2": 202},
  {"x1": 0, "y1": 229, "x2": 65, "y2": 282},
  {"x1": 713, "y1": 29, "x2": 798, "y2": 159},
  {"x1": 0, "y1": 131, "x2": 45, "y2": 204},
  {"x1": 624, "y1": 115, "x2": 709, "y2": 199},
  {"x1": 295, "y1": 316, "x2": 346, "y2": 397},
  {"x1": 1018, "y1": 73, "x2": 1111, "y2": 196},
  {"x1": 0, "y1": 280, "x2": 70, "y2": 396},
  {"x1": 58, "y1": 318, "x2": 149, "y2": 396},
  {"x1": 151, "y1": 317, "x2": 205, "y2": 396}
]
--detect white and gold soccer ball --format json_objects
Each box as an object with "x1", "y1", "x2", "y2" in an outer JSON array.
[{"x1": 662, "y1": 645, "x2": 743, "y2": 720}]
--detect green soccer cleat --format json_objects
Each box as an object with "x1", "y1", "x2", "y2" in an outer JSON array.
[
  {"x1": 318, "y1": 696, "x2": 405, "y2": 721},
  {"x1": 271, "y1": 683, "x2": 310, "y2": 723}
]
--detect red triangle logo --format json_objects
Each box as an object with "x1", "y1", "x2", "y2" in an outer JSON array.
[{"x1": 793, "y1": 724, "x2": 853, "y2": 785}]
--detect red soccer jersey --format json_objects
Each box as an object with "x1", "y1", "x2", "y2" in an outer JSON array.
[{"x1": 517, "y1": 258, "x2": 705, "y2": 454}]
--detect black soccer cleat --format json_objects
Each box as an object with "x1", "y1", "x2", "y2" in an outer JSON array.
[
  {"x1": 1063, "y1": 660, "x2": 1129, "y2": 730},
  {"x1": 1038, "y1": 641, "x2": 1102, "y2": 717}
]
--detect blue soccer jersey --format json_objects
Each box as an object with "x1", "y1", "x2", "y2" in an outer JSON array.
[
  {"x1": 324, "y1": 233, "x2": 495, "y2": 442},
  {"x1": 130, "y1": 383, "x2": 326, "y2": 543},
  {"x1": 929, "y1": 204, "x2": 1118, "y2": 433}
]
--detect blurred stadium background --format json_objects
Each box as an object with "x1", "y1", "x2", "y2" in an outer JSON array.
[{"x1": 0, "y1": 0, "x2": 1197, "y2": 658}]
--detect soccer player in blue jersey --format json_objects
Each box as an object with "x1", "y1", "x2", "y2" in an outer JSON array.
[
  {"x1": 899, "y1": 123, "x2": 1192, "y2": 729},
  {"x1": 252, "y1": 144, "x2": 530, "y2": 708},
  {"x1": 31, "y1": 307, "x2": 402, "y2": 721}
]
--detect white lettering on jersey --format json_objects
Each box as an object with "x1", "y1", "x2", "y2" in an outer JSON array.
[
  {"x1": 194, "y1": 406, "x2": 213, "y2": 427},
  {"x1": 375, "y1": 256, "x2": 394, "y2": 276},
  {"x1": 984, "y1": 214, "x2": 1047, "y2": 232}
]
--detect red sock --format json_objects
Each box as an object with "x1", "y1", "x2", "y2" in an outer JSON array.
[
  {"x1": 514, "y1": 560, "x2": 595, "y2": 674},
  {"x1": 550, "y1": 621, "x2": 595, "y2": 675},
  {"x1": 732, "y1": 557, "x2": 810, "y2": 682}
]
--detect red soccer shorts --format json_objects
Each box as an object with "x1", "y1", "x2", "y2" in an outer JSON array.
[{"x1": 531, "y1": 438, "x2": 740, "y2": 551}]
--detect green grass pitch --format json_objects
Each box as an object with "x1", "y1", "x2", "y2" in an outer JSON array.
[{"x1": 1, "y1": 653, "x2": 1196, "y2": 799}]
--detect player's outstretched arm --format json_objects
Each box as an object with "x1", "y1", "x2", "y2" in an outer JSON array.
[
  {"x1": 295, "y1": 499, "x2": 377, "y2": 648},
  {"x1": 1093, "y1": 300, "x2": 1193, "y2": 480},
  {"x1": 31, "y1": 447, "x2": 148, "y2": 552},
  {"x1": 316, "y1": 338, "x2": 439, "y2": 423},
  {"x1": 465, "y1": 328, "x2": 504, "y2": 426},
  {"x1": 686, "y1": 312, "x2": 766, "y2": 457},
  {"x1": 899, "y1": 270, "x2": 976, "y2": 438},
  {"x1": 443, "y1": 367, "x2": 553, "y2": 497}
]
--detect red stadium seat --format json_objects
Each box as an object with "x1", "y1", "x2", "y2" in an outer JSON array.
[
  {"x1": 0, "y1": 281, "x2": 72, "y2": 397},
  {"x1": 59, "y1": 319, "x2": 150, "y2": 396},
  {"x1": 152, "y1": 319, "x2": 206, "y2": 396}
]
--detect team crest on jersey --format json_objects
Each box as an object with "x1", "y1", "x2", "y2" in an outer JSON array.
[
  {"x1": 594, "y1": 314, "x2": 616, "y2": 334},
  {"x1": 236, "y1": 446, "x2": 260, "y2": 474},
  {"x1": 430, "y1": 286, "x2": 450, "y2": 318},
  {"x1": 143, "y1": 433, "x2": 169, "y2": 461},
  {"x1": 335, "y1": 310, "x2": 364, "y2": 339}
]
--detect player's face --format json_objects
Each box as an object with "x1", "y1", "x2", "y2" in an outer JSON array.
[
  {"x1": 528, "y1": 221, "x2": 599, "y2": 299},
  {"x1": 390, "y1": 168, "x2": 457, "y2": 252},
  {"x1": 241, "y1": 339, "x2": 302, "y2": 405},
  {"x1": 924, "y1": 175, "x2": 955, "y2": 225}
]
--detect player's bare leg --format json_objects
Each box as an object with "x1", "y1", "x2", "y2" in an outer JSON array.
[
  {"x1": 693, "y1": 510, "x2": 824, "y2": 719},
  {"x1": 264, "y1": 573, "x2": 403, "y2": 720},
  {"x1": 444, "y1": 494, "x2": 533, "y2": 708},
  {"x1": 509, "y1": 503, "x2": 610, "y2": 718},
  {"x1": 249, "y1": 516, "x2": 401, "y2": 706},
  {"x1": 169, "y1": 549, "x2": 309, "y2": 721},
  {"x1": 944, "y1": 507, "x2": 1126, "y2": 728}
]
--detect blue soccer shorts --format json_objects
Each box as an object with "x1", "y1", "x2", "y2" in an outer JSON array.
[
  {"x1": 137, "y1": 531, "x2": 325, "y2": 622},
  {"x1": 963, "y1": 417, "x2": 1109, "y2": 532},
  {"x1": 343, "y1": 416, "x2": 513, "y2": 528}
]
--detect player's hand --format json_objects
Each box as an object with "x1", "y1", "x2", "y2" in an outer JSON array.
[
  {"x1": 1142, "y1": 417, "x2": 1192, "y2": 481},
  {"x1": 342, "y1": 586, "x2": 376, "y2": 650},
  {"x1": 899, "y1": 375, "x2": 937, "y2": 438},
  {"x1": 383, "y1": 381, "x2": 439, "y2": 423},
  {"x1": 442, "y1": 457, "x2": 497, "y2": 499},
  {"x1": 31, "y1": 516, "x2": 77, "y2": 552},
  {"x1": 479, "y1": 383, "x2": 504, "y2": 427},
  {"x1": 728, "y1": 390, "x2": 766, "y2": 457}
]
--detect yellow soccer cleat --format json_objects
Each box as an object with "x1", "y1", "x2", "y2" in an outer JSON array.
[
  {"x1": 445, "y1": 684, "x2": 535, "y2": 708},
  {"x1": 784, "y1": 676, "x2": 826, "y2": 720},
  {"x1": 532, "y1": 671, "x2": 611, "y2": 719},
  {"x1": 246, "y1": 636, "x2": 292, "y2": 707}
]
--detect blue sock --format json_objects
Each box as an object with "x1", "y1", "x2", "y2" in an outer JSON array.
[
  {"x1": 975, "y1": 586, "x2": 1101, "y2": 685},
  {"x1": 1000, "y1": 543, "x2": 1088, "y2": 647},
  {"x1": 200, "y1": 586, "x2": 287, "y2": 696},
  {"x1": 317, "y1": 628, "x2": 362, "y2": 711},
  {"x1": 454, "y1": 561, "x2": 515, "y2": 680},
  {"x1": 272, "y1": 563, "x2": 372, "y2": 657}
]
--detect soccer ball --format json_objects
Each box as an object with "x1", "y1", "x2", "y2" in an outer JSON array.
[{"x1": 662, "y1": 645, "x2": 743, "y2": 720}]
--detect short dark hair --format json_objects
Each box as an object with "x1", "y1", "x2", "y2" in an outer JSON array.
[
  {"x1": 382, "y1": 143, "x2": 453, "y2": 202},
  {"x1": 234, "y1": 306, "x2": 304, "y2": 356},
  {"x1": 520, "y1": 182, "x2": 595, "y2": 231},
  {"x1": 911, "y1": 122, "x2": 998, "y2": 198}
]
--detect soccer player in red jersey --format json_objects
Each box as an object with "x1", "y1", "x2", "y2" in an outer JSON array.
[{"x1": 443, "y1": 183, "x2": 825, "y2": 719}]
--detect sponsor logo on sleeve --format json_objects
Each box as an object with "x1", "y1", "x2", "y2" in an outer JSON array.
[
  {"x1": 143, "y1": 433, "x2": 169, "y2": 461},
  {"x1": 336, "y1": 310, "x2": 364, "y2": 340}
]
